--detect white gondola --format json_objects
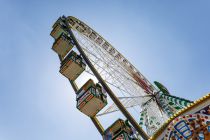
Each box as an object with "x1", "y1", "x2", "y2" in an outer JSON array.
[
  {"x1": 103, "y1": 119, "x2": 135, "y2": 140},
  {"x1": 52, "y1": 33, "x2": 74, "y2": 59},
  {"x1": 50, "y1": 17, "x2": 68, "y2": 40},
  {"x1": 76, "y1": 79, "x2": 107, "y2": 117},
  {"x1": 60, "y1": 51, "x2": 86, "y2": 81}
]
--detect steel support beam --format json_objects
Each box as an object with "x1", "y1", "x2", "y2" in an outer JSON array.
[
  {"x1": 63, "y1": 17, "x2": 149, "y2": 140},
  {"x1": 90, "y1": 116, "x2": 104, "y2": 135}
]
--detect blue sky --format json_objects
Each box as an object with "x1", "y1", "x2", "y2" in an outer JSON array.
[{"x1": 0, "y1": 0, "x2": 210, "y2": 139}]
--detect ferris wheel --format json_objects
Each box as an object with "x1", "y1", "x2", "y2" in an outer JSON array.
[{"x1": 50, "y1": 16, "x2": 192, "y2": 140}]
